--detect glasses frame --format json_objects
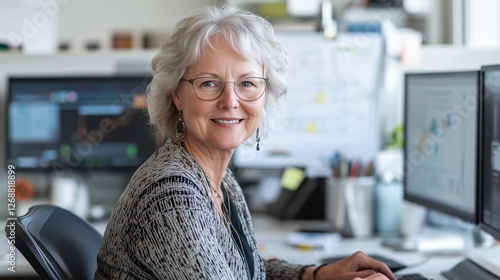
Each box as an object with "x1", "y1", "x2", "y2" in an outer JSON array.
[{"x1": 180, "y1": 77, "x2": 269, "y2": 101}]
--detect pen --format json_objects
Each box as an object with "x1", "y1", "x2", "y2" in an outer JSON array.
[
  {"x1": 330, "y1": 152, "x2": 341, "y2": 178},
  {"x1": 349, "y1": 160, "x2": 360, "y2": 177},
  {"x1": 362, "y1": 160, "x2": 373, "y2": 176},
  {"x1": 340, "y1": 156, "x2": 348, "y2": 178},
  {"x1": 295, "y1": 244, "x2": 315, "y2": 251}
]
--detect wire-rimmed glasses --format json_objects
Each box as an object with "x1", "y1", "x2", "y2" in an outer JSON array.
[{"x1": 181, "y1": 77, "x2": 269, "y2": 101}]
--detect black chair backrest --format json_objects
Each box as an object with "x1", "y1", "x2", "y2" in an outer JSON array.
[{"x1": 5, "y1": 204, "x2": 102, "y2": 280}]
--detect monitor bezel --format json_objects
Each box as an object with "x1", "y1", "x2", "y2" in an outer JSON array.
[
  {"x1": 5, "y1": 74, "x2": 155, "y2": 173},
  {"x1": 478, "y1": 64, "x2": 500, "y2": 240},
  {"x1": 403, "y1": 70, "x2": 480, "y2": 224}
]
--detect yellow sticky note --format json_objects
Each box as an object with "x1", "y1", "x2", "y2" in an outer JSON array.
[
  {"x1": 281, "y1": 167, "x2": 306, "y2": 191},
  {"x1": 306, "y1": 122, "x2": 317, "y2": 134},
  {"x1": 315, "y1": 91, "x2": 326, "y2": 104}
]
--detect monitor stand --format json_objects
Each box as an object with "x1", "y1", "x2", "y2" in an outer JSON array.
[
  {"x1": 382, "y1": 226, "x2": 467, "y2": 253},
  {"x1": 471, "y1": 225, "x2": 496, "y2": 247},
  {"x1": 442, "y1": 246, "x2": 500, "y2": 280},
  {"x1": 383, "y1": 223, "x2": 494, "y2": 253}
]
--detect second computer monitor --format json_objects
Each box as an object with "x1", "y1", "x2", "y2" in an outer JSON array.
[
  {"x1": 479, "y1": 64, "x2": 500, "y2": 240},
  {"x1": 404, "y1": 70, "x2": 479, "y2": 223},
  {"x1": 441, "y1": 65, "x2": 500, "y2": 280},
  {"x1": 6, "y1": 76, "x2": 157, "y2": 173}
]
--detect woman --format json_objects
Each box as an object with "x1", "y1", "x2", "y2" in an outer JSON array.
[{"x1": 95, "y1": 5, "x2": 395, "y2": 280}]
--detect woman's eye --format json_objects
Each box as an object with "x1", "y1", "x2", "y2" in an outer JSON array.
[
  {"x1": 200, "y1": 81, "x2": 217, "y2": 87},
  {"x1": 240, "y1": 81, "x2": 254, "y2": 87}
]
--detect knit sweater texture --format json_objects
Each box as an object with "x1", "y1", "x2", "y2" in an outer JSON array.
[{"x1": 95, "y1": 141, "x2": 305, "y2": 280}]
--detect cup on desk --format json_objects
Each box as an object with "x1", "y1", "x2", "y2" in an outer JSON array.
[
  {"x1": 375, "y1": 180, "x2": 403, "y2": 235},
  {"x1": 401, "y1": 201, "x2": 427, "y2": 237},
  {"x1": 326, "y1": 177, "x2": 375, "y2": 237}
]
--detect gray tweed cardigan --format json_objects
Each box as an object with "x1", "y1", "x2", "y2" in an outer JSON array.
[{"x1": 95, "y1": 141, "x2": 307, "y2": 279}]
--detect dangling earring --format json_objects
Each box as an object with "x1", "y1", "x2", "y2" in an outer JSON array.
[
  {"x1": 176, "y1": 112, "x2": 185, "y2": 147},
  {"x1": 256, "y1": 128, "x2": 260, "y2": 151}
]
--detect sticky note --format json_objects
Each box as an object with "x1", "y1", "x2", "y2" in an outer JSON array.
[
  {"x1": 281, "y1": 167, "x2": 305, "y2": 191},
  {"x1": 315, "y1": 91, "x2": 326, "y2": 104},
  {"x1": 306, "y1": 122, "x2": 317, "y2": 134}
]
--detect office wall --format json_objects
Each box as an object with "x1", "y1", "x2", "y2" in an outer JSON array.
[
  {"x1": 405, "y1": 46, "x2": 500, "y2": 72},
  {"x1": 58, "y1": 0, "x2": 220, "y2": 52},
  {"x1": 384, "y1": 46, "x2": 500, "y2": 139},
  {"x1": 0, "y1": 0, "x2": 221, "y2": 53}
]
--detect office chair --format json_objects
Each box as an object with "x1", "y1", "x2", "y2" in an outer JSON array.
[{"x1": 4, "y1": 204, "x2": 102, "y2": 280}]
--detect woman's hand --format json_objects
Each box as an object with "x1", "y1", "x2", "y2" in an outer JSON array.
[
  {"x1": 313, "y1": 251, "x2": 397, "y2": 280},
  {"x1": 352, "y1": 272, "x2": 392, "y2": 280}
]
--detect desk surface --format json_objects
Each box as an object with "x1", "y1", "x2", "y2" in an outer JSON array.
[
  {"x1": 252, "y1": 215, "x2": 466, "y2": 280},
  {"x1": 0, "y1": 215, "x2": 471, "y2": 279}
]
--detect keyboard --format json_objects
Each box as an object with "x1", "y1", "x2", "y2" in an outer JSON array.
[
  {"x1": 442, "y1": 258, "x2": 499, "y2": 280},
  {"x1": 322, "y1": 253, "x2": 407, "y2": 272},
  {"x1": 395, "y1": 273, "x2": 430, "y2": 280}
]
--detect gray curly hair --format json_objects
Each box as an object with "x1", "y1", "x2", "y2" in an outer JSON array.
[{"x1": 147, "y1": 5, "x2": 288, "y2": 145}]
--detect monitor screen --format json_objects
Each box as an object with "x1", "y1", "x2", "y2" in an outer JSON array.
[
  {"x1": 479, "y1": 65, "x2": 500, "y2": 240},
  {"x1": 6, "y1": 76, "x2": 157, "y2": 173},
  {"x1": 403, "y1": 71, "x2": 479, "y2": 223}
]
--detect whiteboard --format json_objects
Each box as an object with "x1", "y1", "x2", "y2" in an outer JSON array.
[{"x1": 234, "y1": 32, "x2": 384, "y2": 169}]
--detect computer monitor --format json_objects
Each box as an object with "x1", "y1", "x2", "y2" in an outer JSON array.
[
  {"x1": 404, "y1": 70, "x2": 479, "y2": 223},
  {"x1": 441, "y1": 65, "x2": 500, "y2": 280},
  {"x1": 462, "y1": 63, "x2": 500, "y2": 279},
  {"x1": 479, "y1": 64, "x2": 500, "y2": 241},
  {"x1": 382, "y1": 70, "x2": 480, "y2": 252},
  {"x1": 5, "y1": 76, "x2": 157, "y2": 173}
]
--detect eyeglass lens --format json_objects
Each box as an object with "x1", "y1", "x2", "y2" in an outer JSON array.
[{"x1": 191, "y1": 77, "x2": 267, "y2": 101}]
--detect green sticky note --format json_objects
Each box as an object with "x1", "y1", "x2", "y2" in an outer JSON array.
[{"x1": 281, "y1": 167, "x2": 306, "y2": 191}]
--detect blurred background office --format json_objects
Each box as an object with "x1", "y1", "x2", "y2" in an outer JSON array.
[
  {"x1": 3, "y1": 2, "x2": 500, "y2": 279},
  {"x1": 1, "y1": 0, "x2": 500, "y2": 232},
  {"x1": 1, "y1": 0, "x2": 499, "y2": 52}
]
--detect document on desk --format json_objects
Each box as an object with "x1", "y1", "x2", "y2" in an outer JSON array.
[{"x1": 286, "y1": 231, "x2": 341, "y2": 249}]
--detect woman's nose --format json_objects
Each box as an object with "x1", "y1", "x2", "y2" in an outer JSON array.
[{"x1": 218, "y1": 83, "x2": 239, "y2": 108}]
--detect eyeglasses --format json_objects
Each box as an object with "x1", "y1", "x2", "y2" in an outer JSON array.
[{"x1": 181, "y1": 77, "x2": 269, "y2": 101}]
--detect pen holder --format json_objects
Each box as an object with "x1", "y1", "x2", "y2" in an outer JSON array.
[{"x1": 326, "y1": 176, "x2": 375, "y2": 237}]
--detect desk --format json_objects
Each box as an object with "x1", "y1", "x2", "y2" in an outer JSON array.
[
  {"x1": 1, "y1": 215, "x2": 466, "y2": 279},
  {"x1": 252, "y1": 215, "x2": 465, "y2": 280}
]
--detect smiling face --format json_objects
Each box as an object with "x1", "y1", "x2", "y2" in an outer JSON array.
[{"x1": 173, "y1": 36, "x2": 266, "y2": 155}]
